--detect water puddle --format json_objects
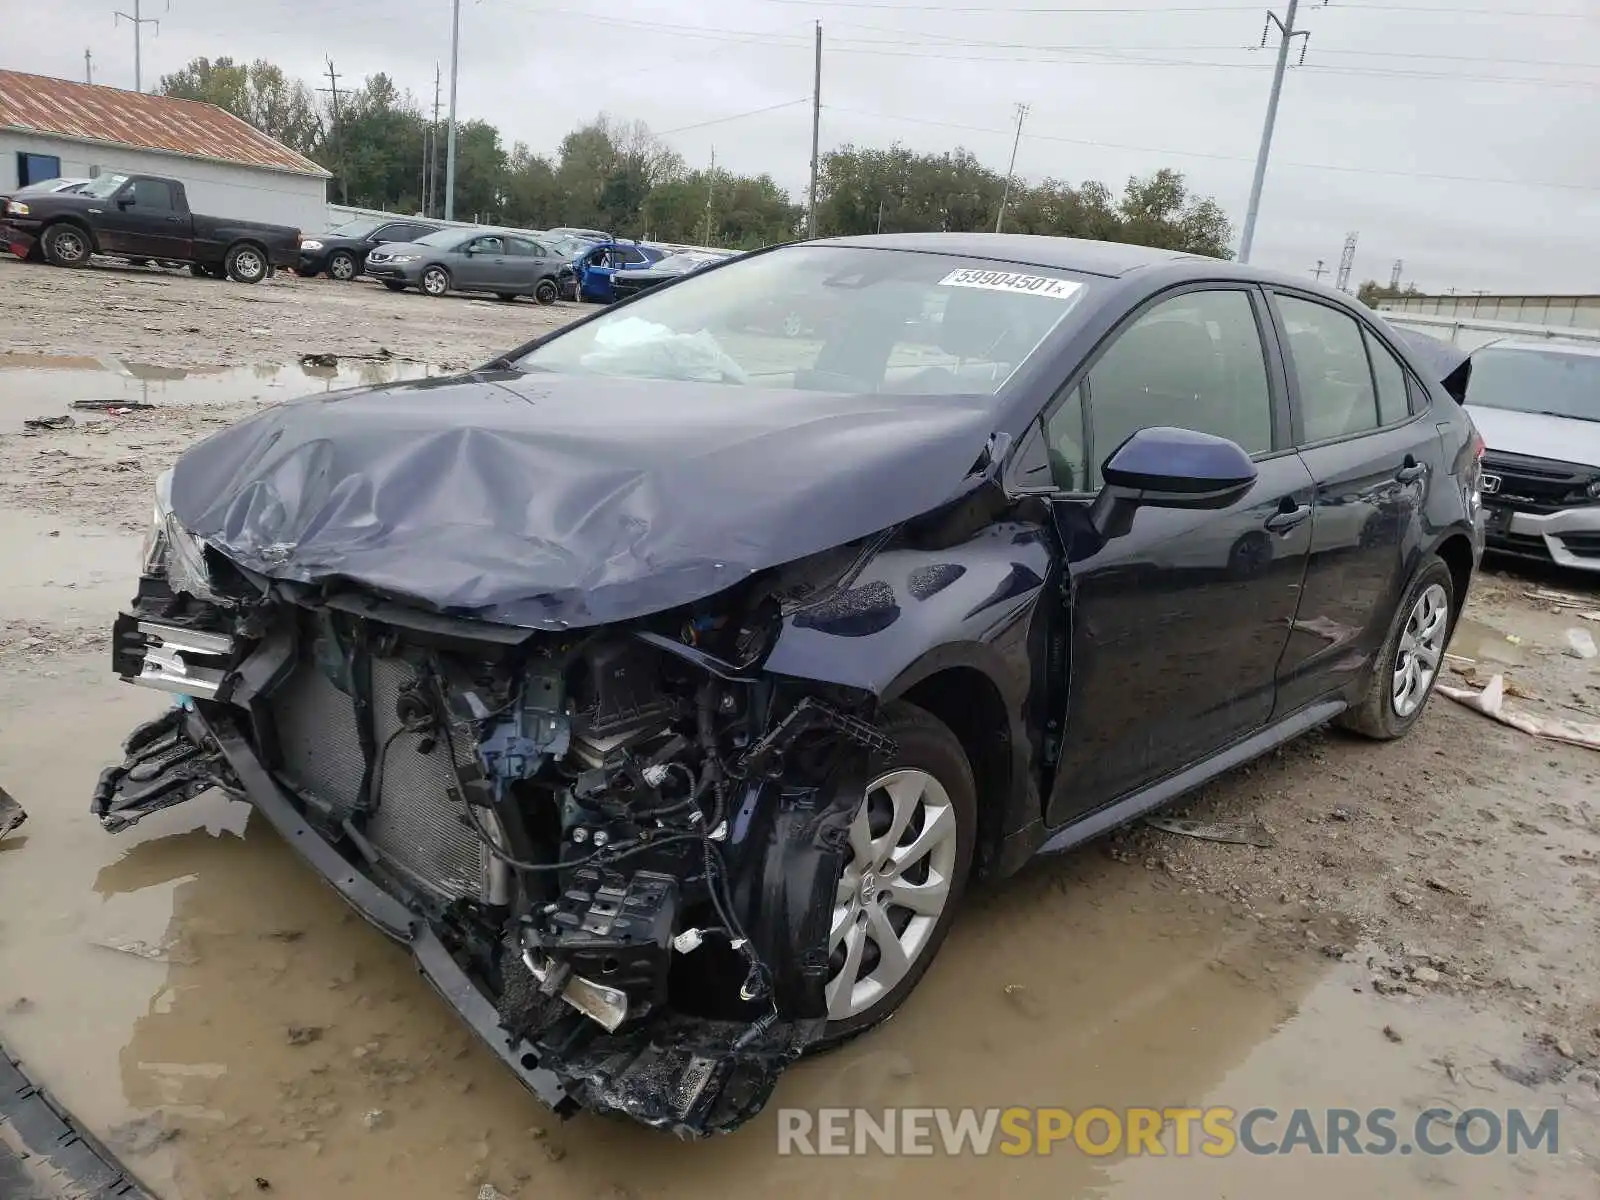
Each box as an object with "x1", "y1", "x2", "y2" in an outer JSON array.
[
  {"x1": 1449, "y1": 616, "x2": 1527, "y2": 666},
  {"x1": 0, "y1": 354, "x2": 441, "y2": 433},
  {"x1": 0, "y1": 674, "x2": 1594, "y2": 1199}
]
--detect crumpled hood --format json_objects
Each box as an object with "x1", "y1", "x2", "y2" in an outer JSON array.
[
  {"x1": 1466, "y1": 404, "x2": 1600, "y2": 470},
  {"x1": 169, "y1": 371, "x2": 998, "y2": 627}
]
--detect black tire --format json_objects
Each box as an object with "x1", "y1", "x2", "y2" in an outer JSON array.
[
  {"x1": 41, "y1": 223, "x2": 91, "y2": 267},
  {"x1": 225, "y1": 242, "x2": 268, "y2": 284},
  {"x1": 533, "y1": 278, "x2": 559, "y2": 305},
  {"x1": 495, "y1": 293, "x2": 519, "y2": 304},
  {"x1": 327, "y1": 250, "x2": 358, "y2": 281},
  {"x1": 1337, "y1": 554, "x2": 1456, "y2": 740},
  {"x1": 812, "y1": 701, "x2": 976, "y2": 1050},
  {"x1": 420, "y1": 265, "x2": 450, "y2": 298},
  {"x1": 383, "y1": 281, "x2": 408, "y2": 292}
]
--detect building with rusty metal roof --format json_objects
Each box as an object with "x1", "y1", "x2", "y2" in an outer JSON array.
[{"x1": 0, "y1": 70, "x2": 330, "y2": 233}]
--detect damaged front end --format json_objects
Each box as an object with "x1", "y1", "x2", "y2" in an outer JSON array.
[{"x1": 93, "y1": 494, "x2": 890, "y2": 1137}]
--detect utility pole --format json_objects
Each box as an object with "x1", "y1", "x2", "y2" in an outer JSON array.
[
  {"x1": 113, "y1": 0, "x2": 161, "y2": 93},
  {"x1": 876, "y1": 197, "x2": 884, "y2": 233},
  {"x1": 1389, "y1": 258, "x2": 1403, "y2": 290},
  {"x1": 700, "y1": 147, "x2": 717, "y2": 247},
  {"x1": 445, "y1": 0, "x2": 462, "y2": 221},
  {"x1": 1335, "y1": 230, "x2": 1359, "y2": 293},
  {"x1": 807, "y1": 21, "x2": 822, "y2": 239},
  {"x1": 994, "y1": 102, "x2": 1029, "y2": 234},
  {"x1": 1310, "y1": 260, "x2": 1326, "y2": 282},
  {"x1": 85, "y1": 48, "x2": 94, "y2": 85},
  {"x1": 424, "y1": 63, "x2": 441, "y2": 217},
  {"x1": 1237, "y1": 0, "x2": 1313, "y2": 263},
  {"x1": 318, "y1": 59, "x2": 346, "y2": 205}
]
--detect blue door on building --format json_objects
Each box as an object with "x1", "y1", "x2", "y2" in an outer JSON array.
[{"x1": 16, "y1": 153, "x2": 62, "y2": 187}]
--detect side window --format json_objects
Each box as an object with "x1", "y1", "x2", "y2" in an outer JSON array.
[
  {"x1": 1082, "y1": 289, "x2": 1273, "y2": 489},
  {"x1": 1042, "y1": 383, "x2": 1089, "y2": 492},
  {"x1": 527, "y1": 241, "x2": 549, "y2": 258},
  {"x1": 373, "y1": 224, "x2": 405, "y2": 242},
  {"x1": 401, "y1": 224, "x2": 432, "y2": 240},
  {"x1": 502, "y1": 237, "x2": 533, "y2": 257},
  {"x1": 1365, "y1": 330, "x2": 1410, "y2": 426},
  {"x1": 473, "y1": 236, "x2": 504, "y2": 254},
  {"x1": 128, "y1": 178, "x2": 175, "y2": 211},
  {"x1": 1277, "y1": 295, "x2": 1379, "y2": 443}
]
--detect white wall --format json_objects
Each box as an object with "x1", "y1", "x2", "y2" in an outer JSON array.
[{"x1": 0, "y1": 131, "x2": 327, "y2": 233}]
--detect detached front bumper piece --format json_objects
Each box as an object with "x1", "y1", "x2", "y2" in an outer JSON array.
[{"x1": 1, "y1": 1046, "x2": 156, "y2": 1200}]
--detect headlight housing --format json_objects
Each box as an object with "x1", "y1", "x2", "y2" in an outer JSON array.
[
  {"x1": 1587, "y1": 477, "x2": 1600, "y2": 500},
  {"x1": 388, "y1": 254, "x2": 419, "y2": 263},
  {"x1": 142, "y1": 469, "x2": 217, "y2": 599},
  {"x1": 300, "y1": 238, "x2": 324, "y2": 250},
  {"x1": 6, "y1": 200, "x2": 29, "y2": 216}
]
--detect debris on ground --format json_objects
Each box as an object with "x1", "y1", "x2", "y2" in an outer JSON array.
[
  {"x1": 1438, "y1": 674, "x2": 1600, "y2": 751},
  {"x1": 4, "y1": 997, "x2": 32, "y2": 1014},
  {"x1": 1143, "y1": 815, "x2": 1275, "y2": 847},
  {"x1": 106, "y1": 1112, "x2": 181, "y2": 1156},
  {"x1": 1566, "y1": 628, "x2": 1598, "y2": 660},
  {"x1": 22, "y1": 414, "x2": 74, "y2": 431},
  {"x1": 69, "y1": 399, "x2": 157, "y2": 412},
  {"x1": 362, "y1": 1109, "x2": 390, "y2": 1130},
  {"x1": 0, "y1": 786, "x2": 25, "y2": 841},
  {"x1": 286, "y1": 1025, "x2": 324, "y2": 1046},
  {"x1": 91, "y1": 935, "x2": 197, "y2": 965},
  {"x1": 300, "y1": 352, "x2": 339, "y2": 368},
  {"x1": 1383, "y1": 1025, "x2": 1403, "y2": 1043}
]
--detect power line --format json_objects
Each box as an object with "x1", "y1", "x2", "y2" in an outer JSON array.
[
  {"x1": 753, "y1": 0, "x2": 1594, "y2": 13},
  {"x1": 821, "y1": 102, "x2": 1600, "y2": 192},
  {"x1": 656, "y1": 98, "x2": 812, "y2": 137}
]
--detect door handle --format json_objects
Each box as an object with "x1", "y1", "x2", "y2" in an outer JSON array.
[
  {"x1": 165, "y1": 215, "x2": 182, "y2": 222},
  {"x1": 1265, "y1": 504, "x2": 1312, "y2": 534},
  {"x1": 1395, "y1": 455, "x2": 1425, "y2": 483}
]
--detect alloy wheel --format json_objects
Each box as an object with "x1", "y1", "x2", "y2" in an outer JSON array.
[
  {"x1": 233, "y1": 249, "x2": 264, "y2": 280},
  {"x1": 825, "y1": 768, "x2": 959, "y2": 1021},
  {"x1": 329, "y1": 253, "x2": 356, "y2": 280},
  {"x1": 52, "y1": 229, "x2": 86, "y2": 262},
  {"x1": 422, "y1": 268, "x2": 448, "y2": 296},
  {"x1": 1393, "y1": 581, "x2": 1449, "y2": 717}
]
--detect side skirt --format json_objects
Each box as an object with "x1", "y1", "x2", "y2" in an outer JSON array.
[{"x1": 1034, "y1": 699, "x2": 1347, "y2": 857}]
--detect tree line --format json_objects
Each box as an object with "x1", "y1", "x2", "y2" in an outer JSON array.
[{"x1": 158, "y1": 56, "x2": 1233, "y2": 256}]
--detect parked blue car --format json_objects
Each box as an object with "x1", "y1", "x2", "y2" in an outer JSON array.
[{"x1": 576, "y1": 241, "x2": 668, "y2": 302}]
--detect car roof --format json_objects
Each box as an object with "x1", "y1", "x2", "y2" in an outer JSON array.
[
  {"x1": 819, "y1": 232, "x2": 1200, "y2": 278},
  {"x1": 1474, "y1": 337, "x2": 1600, "y2": 359}
]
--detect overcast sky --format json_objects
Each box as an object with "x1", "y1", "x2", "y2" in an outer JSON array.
[{"x1": 10, "y1": 0, "x2": 1599, "y2": 293}]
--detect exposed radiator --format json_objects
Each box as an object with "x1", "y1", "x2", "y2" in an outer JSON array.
[{"x1": 267, "y1": 648, "x2": 489, "y2": 902}]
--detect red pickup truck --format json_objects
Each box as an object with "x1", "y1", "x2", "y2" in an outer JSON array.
[{"x1": 1, "y1": 171, "x2": 300, "y2": 283}]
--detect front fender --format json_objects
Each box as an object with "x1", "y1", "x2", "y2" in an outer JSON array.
[{"x1": 762, "y1": 519, "x2": 1052, "y2": 697}]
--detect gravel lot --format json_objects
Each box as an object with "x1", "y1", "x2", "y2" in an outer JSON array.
[{"x1": 1, "y1": 256, "x2": 1597, "y2": 1199}]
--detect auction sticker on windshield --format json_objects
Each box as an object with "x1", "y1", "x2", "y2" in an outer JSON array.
[{"x1": 938, "y1": 269, "x2": 1082, "y2": 299}]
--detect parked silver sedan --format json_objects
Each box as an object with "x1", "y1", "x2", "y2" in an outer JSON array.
[{"x1": 365, "y1": 228, "x2": 572, "y2": 303}]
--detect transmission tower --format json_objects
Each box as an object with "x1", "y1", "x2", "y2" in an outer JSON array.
[
  {"x1": 1335, "y1": 231, "x2": 1358, "y2": 293},
  {"x1": 1389, "y1": 259, "x2": 1403, "y2": 290}
]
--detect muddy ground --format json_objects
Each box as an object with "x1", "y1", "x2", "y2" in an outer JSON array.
[{"x1": 1, "y1": 257, "x2": 1598, "y2": 1198}]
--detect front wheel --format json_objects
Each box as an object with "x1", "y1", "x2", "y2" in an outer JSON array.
[
  {"x1": 41, "y1": 224, "x2": 91, "y2": 267},
  {"x1": 420, "y1": 265, "x2": 450, "y2": 297},
  {"x1": 225, "y1": 243, "x2": 268, "y2": 284},
  {"x1": 327, "y1": 250, "x2": 357, "y2": 281},
  {"x1": 1338, "y1": 555, "x2": 1455, "y2": 740},
  {"x1": 533, "y1": 278, "x2": 559, "y2": 305},
  {"x1": 816, "y1": 702, "x2": 975, "y2": 1048}
]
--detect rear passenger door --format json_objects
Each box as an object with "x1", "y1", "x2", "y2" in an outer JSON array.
[
  {"x1": 1037, "y1": 285, "x2": 1317, "y2": 824},
  {"x1": 1268, "y1": 290, "x2": 1440, "y2": 713}
]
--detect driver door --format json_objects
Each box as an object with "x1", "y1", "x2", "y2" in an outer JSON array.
[
  {"x1": 1034, "y1": 285, "x2": 1316, "y2": 825},
  {"x1": 455, "y1": 234, "x2": 507, "y2": 289}
]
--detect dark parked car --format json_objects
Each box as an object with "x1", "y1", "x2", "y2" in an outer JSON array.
[
  {"x1": 609, "y1": 250, "x2": 733, "y2": 302},
  {"x1": 1, "y1": 172, "x2": 299, "y2": 282},
  {"x1": 364, "y1": 227, "x2": 572, "y2": 302},
  {"x1": 297, "y1": 216, "x2": 442, "y2": 280},
  {"x1": 0, "y1": 176, "x2": 92, "y2": 206},
  {"x1": 92, "y1": 234, "x2": 1484, "y2": 1139}
]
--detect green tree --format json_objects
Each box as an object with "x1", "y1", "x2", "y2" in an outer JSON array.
[{"x1": 159, "y1": 57, "x2": 320, "y2": 155}]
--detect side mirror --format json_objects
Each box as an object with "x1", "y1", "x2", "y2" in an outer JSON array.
[
  {"x1": 116, "y1": 196, "x2": 134, "y2": 210},
  {"x1": 1087, "y1": 426, "x2": 1257, "y2": 540}
]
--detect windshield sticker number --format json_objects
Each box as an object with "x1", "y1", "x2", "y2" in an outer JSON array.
[{"x1": 938, "y1": 269, "x2": 1081, "y2": 299}]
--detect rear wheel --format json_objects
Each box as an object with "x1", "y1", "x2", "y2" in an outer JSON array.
[
  {"x1": 41, "y1": 223, "x2": 91, "y2": 267},
  {"x1": 534, "y1": 278, "x2": 559, "y2": 305},
  {"x1": 327, "y1": 250, "x2": 357, "y2": 281},
  {"x1": 1338, "y1": 555, "x2": 1455, "y2": 740},
  {"x1": 815, "y1": 702, "x2": 975, "y2": 1048},
  {"x1": 225, "y1": 243, "x2": 268, "y2": 284},
  {"x1": 420, "y1": 265, "x2": 450, "y2": 297}
]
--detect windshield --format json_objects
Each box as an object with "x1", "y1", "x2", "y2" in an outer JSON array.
[
  {"x1": 414, "y1": 228, "x2": 473, "y2": 248},
  {"x1": 512, "y1": 245, "x2": 1088, "y2": 395},
  {"x1": 79, "y1": 174, "x2": 130, "y2": 200},
  {"x1": 542, "y1": 234, "x2": 591, "y2": 257},
  {"x1": 328, "y1": 218, "x2": 383, "y2": 238},
  {"x1": 1467, "y1": 346, "x2": 1600, "y2": 422}
]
